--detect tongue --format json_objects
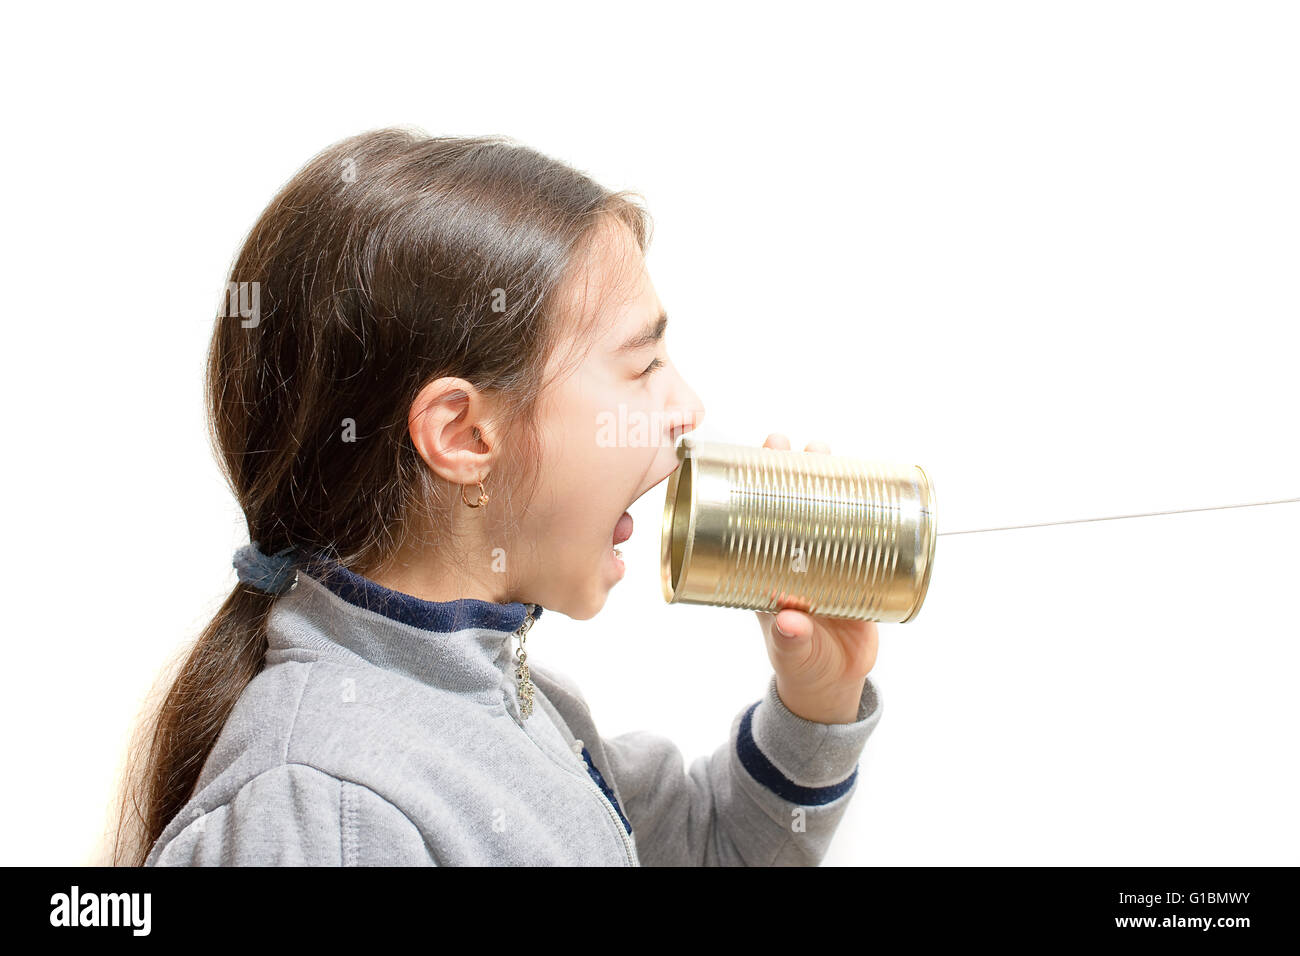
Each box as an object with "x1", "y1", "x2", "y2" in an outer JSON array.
[{"x1": 613, "y1": 511, "x2": 634, "y2": 545}]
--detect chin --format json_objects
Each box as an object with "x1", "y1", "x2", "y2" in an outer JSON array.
[
  {"x1": 542, "y1": 550, "x2": 621, "y2": 620},
  {"x1": 567, "y1": 602, "x2": 604, "y2": 622},
  {"x1": 560, "y1": 573, "x2": 616, "y2": 621},
  {"x1": 554, "y1": 594, "x2": 607, "y2": 621},
  {"x1": 580, "y1": 580, "x2": 618, "y2": 619}
]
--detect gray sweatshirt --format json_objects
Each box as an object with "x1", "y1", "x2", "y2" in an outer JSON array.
[{"x1": 144, "y1": 557, "x2": 882, "y2": 866}]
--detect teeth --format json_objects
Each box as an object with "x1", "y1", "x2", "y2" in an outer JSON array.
[{"x1": 612, "y1": 547, "x2": 622, "y2": 558}]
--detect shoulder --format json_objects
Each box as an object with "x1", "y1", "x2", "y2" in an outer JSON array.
[
  {"x1": 220, "y1": 653, "x2": 489, "y2": 774},
  {"x1": 148, "y1": 762, "x2": 434, "y2": 866},
  {"x1": 161, "y1": 657, "x2": 470, "y2": 861}
]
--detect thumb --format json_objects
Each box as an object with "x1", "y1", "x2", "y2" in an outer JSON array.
[{"x1": 770, "y1": 609, "x2": 812, "y2": 648}]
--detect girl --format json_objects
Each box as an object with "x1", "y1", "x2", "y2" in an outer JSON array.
[{"x1": 115, "y1": 128, "x2": 883, "y2": 866}]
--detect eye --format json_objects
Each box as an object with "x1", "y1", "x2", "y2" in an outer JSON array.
[{"x1": 639, "y1": 357, "x2": 665, "y2": 378}]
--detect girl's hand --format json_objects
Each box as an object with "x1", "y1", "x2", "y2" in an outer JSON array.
[{"x1": 754, "y1": 434, "x2": 880, "y2": 724}]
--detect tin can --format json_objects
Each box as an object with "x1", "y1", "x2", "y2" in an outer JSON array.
[{"x1": 660, "y1": 437, "x2": 938, "y2": 622}]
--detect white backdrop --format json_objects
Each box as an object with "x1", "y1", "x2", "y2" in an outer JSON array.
[{"x1": 3, "y1": 0, "x2": 1296, "y2": 866}]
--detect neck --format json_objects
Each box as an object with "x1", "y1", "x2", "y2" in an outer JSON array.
[{"x1": 359, "y1": 541, "x2": 513, "y2": 606}]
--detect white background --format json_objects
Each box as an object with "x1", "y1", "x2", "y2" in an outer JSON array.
[{"x1": 2, "y1": 1, "x2": 1296, "y2": 866}]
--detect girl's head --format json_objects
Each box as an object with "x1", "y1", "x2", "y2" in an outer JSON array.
[
  {"x1": 116, "y1": 128, "x2": 704, "y2": 864},
  {"x1": 213, "y1": 127, "x2": 705, "y2": 618}
]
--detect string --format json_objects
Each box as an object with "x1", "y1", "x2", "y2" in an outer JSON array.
[{"x1": 937, "y1": 496, "x2": 1300, "y2": 537}]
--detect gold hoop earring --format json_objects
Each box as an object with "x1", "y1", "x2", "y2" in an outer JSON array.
[{"x1": 461, "y1": 476, "x2": 490, "y2": 508}]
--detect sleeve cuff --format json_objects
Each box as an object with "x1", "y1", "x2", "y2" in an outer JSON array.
[{"x1": 736, "y1": 673, "x2": 883, "y2": 805}]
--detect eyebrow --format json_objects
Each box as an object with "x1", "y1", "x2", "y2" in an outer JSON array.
[{"x1": 616, "y1": 311, "x2": 668, "y2": 353}]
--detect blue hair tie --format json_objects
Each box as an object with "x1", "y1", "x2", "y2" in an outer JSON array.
[{"x1": 233, "y1": 541, "x2": 300, "y2": 595}]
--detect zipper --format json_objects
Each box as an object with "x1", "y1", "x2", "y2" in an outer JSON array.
[
  {"x1": 513, "y1": 603, "x2": 538, "y2": 719},
  {"x1": 574, "y1": 745, "x2": 639, "y2": 867},
  {"x1": 508, "y1": 604, "x2": 639, "y2": 867}
]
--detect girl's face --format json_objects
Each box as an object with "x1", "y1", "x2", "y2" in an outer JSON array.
[{"x1": 522, "y1": 218, "x2": 706, "y2": 618}]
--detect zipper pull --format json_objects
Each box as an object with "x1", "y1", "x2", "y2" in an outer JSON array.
[{"x1": 514, "y1": 604, "x2": 537, "y2": 719}]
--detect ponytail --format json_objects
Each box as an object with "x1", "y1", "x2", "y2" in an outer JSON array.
[{"x1": 113, "y1": 583, "x2": 278, "y2": 865}]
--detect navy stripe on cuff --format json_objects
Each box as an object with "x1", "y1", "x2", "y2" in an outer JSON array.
[{"x1": 737, "y1": 701, "x2": 858, "y2": 806}]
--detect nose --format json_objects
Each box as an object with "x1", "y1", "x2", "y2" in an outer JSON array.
[{"x1": 668, "y1": 375, "x2": 706, "y2": 444}]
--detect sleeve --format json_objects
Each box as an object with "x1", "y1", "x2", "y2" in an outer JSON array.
[
  {"x1": 149, "y1": 763, "x2": 437, "y2": 866},
  {"x1": 599, "y1": 672, "x2": 882, "y2": 866}
]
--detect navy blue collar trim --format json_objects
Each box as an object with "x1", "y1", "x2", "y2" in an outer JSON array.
[{"x1": 298, "y1": 555, "x2": 543, "y2": 635}]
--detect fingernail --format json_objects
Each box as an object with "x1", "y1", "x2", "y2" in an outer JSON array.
[{"x1": 775, "y1": 619, "x2": 795, "y2": 637}]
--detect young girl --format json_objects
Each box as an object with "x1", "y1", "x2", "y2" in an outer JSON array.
[{"x1": 116, "y1": 128, "x2": 883, "y2": 867}]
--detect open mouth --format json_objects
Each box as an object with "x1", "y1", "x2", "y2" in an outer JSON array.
[{"x1": 609, "y1": 462, "x2": 679, "y2": 562}]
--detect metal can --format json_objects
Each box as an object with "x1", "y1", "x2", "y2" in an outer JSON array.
[{"x1": 660, "y1": 437, "x2": 938, "y2": 622}]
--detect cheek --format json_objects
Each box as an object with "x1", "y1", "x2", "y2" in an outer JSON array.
[
  {"x1": 532, "y1": 374, "x2": 646, "y2": 544},
  {"x1": 531, "y1": 421, "x2": 606, "y2": 538}
]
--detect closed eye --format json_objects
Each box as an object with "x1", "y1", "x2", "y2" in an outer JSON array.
[{"x1": 639, "y1": 357, "x2": 665, "y2": 378}]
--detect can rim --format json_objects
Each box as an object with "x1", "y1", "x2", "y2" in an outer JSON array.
[
  {"x1": 660, "y1": 439, "x2": 697, "y2": 603},
  {"x1": 899, "y1": 463, "x2": 938, "y2": 623}
]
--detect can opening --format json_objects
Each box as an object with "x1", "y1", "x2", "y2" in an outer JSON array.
[{"x1": 665, "y1": 456, "x2": 693, "y2": 595}]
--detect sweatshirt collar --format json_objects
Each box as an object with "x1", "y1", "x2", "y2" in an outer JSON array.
[
  {"x1": 266, "y1": 555, "x2": 544, "y2": 702},
  {"x1": 297, "y1": 554, "x2": 543, "y2": 634}
]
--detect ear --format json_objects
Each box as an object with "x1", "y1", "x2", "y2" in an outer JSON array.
[{"x1": 407, "y1": 377, "x2": 498, "y2": 484}]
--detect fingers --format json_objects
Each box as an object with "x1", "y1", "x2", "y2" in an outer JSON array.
[{"x1": 762, "y1": 433, "x2": 832, "y2": 455}]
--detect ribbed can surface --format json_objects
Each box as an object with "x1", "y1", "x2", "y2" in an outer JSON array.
[{"x1": 660, "y1": 437, "x2": 937, "y2": 622}]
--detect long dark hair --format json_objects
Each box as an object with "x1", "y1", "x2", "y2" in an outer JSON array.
[{"x1": 112, "y1": 128, "x2": 651, "y2": 865}]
